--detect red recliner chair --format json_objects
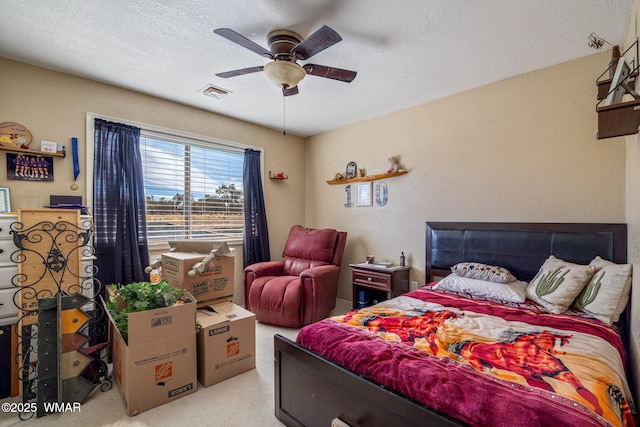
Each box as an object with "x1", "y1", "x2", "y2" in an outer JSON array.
[{"x1": 243, "y1": 225, "x2": 347, "y2": 328}]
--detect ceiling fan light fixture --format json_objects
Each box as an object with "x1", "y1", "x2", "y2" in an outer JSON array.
[{"x1": 263, "y1": 61, "x2": 306, "y2": 89}]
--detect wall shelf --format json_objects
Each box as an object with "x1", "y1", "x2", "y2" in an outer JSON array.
[
  {"x1": 269, "y1": 171, "x2": 288, "y2": 180},
  {"x1": 0, "y1": 145, "x2": 66, "y2": 158},
  {"x1": 595, "y1": 39, "x2": 640, "y2": 139},
  {"x1": 597, "y1": 98, "x2": 640, "y2": 139},
  {"x1": 327, "y1": 170, "x2": 408, "y2": 185}
]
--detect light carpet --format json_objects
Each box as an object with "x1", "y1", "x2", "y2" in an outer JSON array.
[{"x1": 0, "y1": 299, "x2": 351, "y2": 427}]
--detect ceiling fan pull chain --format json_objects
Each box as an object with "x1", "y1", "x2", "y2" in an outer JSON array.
[{"x1": 283, "y1": 92, "x2": 286, "y2": 135}]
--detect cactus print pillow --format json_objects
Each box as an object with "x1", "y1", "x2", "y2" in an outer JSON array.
[
  {"x1": 573, "y1": 256, "x2": 632, "y2": 325},
  {"x1": 526, "y1": 256, "x2": 597, "y2": 314},
  {"x1": 451, "y1": 262, "x2": 516, "y2": 283}
]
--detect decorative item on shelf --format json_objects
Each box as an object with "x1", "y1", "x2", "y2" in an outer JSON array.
[
  {"x1": 400, "y1": 252, "x2": 405, "y2": 267},
  {"x1": 334, "y1": 172, "x2": 344, "y2": 181},
  {"x1": 387, "y1": 155, "x2": 404, "y2": 174},
  {"x1": 345, "y1": 161, "x2": 357, "y2": 179},
  {"x1": 269, "y1": 170, "x2": 288, "y2": 180},
  {"x1": 40, "y1": 140, "x2": 58, "y2": 153},
  {"x1": 357, "y1": 168, "x2": 365, "y2": 178},
  {"x1": 588, "y1": 33, "x2": 621, "y2": 77},
  {"x1": 0, "y1": 122, "x2": 32, "y2": 149}
]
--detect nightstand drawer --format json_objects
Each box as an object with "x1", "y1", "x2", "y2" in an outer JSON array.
[{"x1": 352, "y1": 269, "x2": 391, "y2": 291}]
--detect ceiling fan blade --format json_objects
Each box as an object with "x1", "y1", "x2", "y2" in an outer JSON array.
[
  {"x1": 214, "y1": 28, "x2": 274, "y2": 59},
  {"x1": 216, "y1": 65, "x2": 264, "y2": 78},
  {"x1": 283, "y1": 86, "x2": 299, "y2": 96},
  {"x1": 304, "y1": 64, "x2": 357, "y2": 82},
  {"x1": 291, "y1": 25, "x2": 342, "y2": 60}
]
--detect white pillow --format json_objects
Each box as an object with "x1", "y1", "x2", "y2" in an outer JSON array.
[
  {"x1": 573, "y1": 256, "x2": 632, "y2": 325},
  {"x1": 434, "y1": 274, "x2": 527, "y2": 303},
  {"x1": 526, "y1": 256, "x2": 596, "y2": 314},
  {"x1": 451, "y1": 262, "x2": 516, "y2": 283}
]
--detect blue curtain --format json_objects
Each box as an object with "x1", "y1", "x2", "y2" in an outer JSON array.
[
  {"x1": 93, "y1": 119, "x2": 149, "y2": 290},
  {"x1": 243, "y1": 148, "x2": 270, "y2": 267}
]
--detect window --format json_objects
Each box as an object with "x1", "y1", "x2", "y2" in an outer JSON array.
[{"x1": 139, "y1": 130, "x2": 244, "y2": 243}]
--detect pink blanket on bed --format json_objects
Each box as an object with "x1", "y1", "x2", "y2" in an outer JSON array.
[{"x1": 296, "y1": 288, "x2": 636, "y2": 427}]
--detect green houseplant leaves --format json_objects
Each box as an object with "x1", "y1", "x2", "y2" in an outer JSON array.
[{"x1": 106, "y1": 280, "x2": 184, "y2": 343}]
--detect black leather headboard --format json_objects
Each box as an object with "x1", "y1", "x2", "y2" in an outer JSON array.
[{"x1": 426, "y1": 222, "x2": 627, "y2": 282}]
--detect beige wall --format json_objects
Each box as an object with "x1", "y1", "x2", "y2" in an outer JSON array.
[
  {"x1": 625, "y1": 0, "x2": 640, "y2": 404},
  {"x1": 306, "y1": 52, "x2": 625, "y2": 293},
  {"x1": 306, "y1": 46, "x2": 636, "y2": 398},
  {"x1": 0, "y1": 57, "x2": 306, "y2": 304}
]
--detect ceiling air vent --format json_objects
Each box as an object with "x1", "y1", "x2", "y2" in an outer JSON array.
[{"x1": 200, "y1": 84, "x2": 232, "y2": 99}]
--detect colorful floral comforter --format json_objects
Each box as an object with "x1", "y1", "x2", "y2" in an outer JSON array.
[{"x1": 296, "y1": 288, "x2": 637, "y2": 427}]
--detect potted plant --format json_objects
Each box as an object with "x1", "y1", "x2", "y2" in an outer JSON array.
[{"x1": 106, "y1": 280, "x2": 185, "y2": 343}]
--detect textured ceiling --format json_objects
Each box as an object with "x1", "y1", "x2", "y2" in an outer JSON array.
[{"x1": 0, "y1": 0, "x2": 632, "y2": 137}]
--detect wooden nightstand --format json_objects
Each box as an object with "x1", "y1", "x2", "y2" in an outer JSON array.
[{"x1": 350, "y1": 263, "x2": 411, "y2": 309}]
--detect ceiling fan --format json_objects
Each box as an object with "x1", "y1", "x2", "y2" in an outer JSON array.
[{"x1": 213, "y1": 25, "x2": 357, "y2": 96}]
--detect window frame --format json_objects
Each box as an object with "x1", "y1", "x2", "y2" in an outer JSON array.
[{"x1": 85, "y1": 113, "x2": 262, "y2": 250}]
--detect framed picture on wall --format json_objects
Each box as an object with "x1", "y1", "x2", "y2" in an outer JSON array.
[
  {"x1": 0, "y1": 188, "x2": 10, "y2": 212},
  {"x1": 356, "y1": 182, "x2": 373, "y2": 206},
  {"x1": 345, "y1": 161, "x2": 357, "y2": 179},
  {"x1": 6, "y1": 153, "x2": 54, "y2": 182}
]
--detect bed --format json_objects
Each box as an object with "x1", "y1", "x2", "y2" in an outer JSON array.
[{"x1": 274, "y1": 222, "x2": 636, "y2": 427}]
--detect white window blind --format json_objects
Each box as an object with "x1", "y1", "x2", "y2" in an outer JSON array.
[{"x1": 140, "y1": 130, "x2": 244, "y2": 243}]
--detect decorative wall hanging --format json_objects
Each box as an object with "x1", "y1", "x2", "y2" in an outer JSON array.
[
  {"x1": 6, "y1": 153, "x2": 54, "y2": 182},
  {"x1": 375, "y1": 182, "x2": 388, "y2": 206},
  {"x1": 0, "y1": 122, "x2": 32, "y2": 149},
  {"x1": 269, "y1": 170, "x2": 288, "y2": 180},
  {"x1": 356, "y1": 182, "x2": 373, "y2": 206},
  {"x1": 344, "y1": 184, "x2": 353, "y2": 207}
]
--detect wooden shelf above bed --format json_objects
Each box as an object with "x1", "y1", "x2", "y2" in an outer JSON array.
[{"x1": 326, "y1": 170, "x2": 407, "y2": 185}]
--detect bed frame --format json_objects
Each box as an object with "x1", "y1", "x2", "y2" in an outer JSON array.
[{"x1": 274, "y1": 222, "x2": 628, "y2": 427}]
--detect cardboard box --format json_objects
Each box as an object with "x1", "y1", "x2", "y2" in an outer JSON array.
[
  {"x1": 196, "y1": 302, "x2": 256, "y2": 387},
  {"x1": 106, "y1": 286, "x2": 198, "y2": 416},
  {"x1": 162, "y1": 252, "x2": 235, "y2": 308}
]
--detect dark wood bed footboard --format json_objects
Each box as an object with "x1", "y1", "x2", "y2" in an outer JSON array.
[{"x1": 274, "y1": 334, "x2": 463, "y2": 427}]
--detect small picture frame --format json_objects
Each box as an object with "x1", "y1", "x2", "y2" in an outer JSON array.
[
  {"x1": 355, "y1": 182, "x2": 373, "y2": 207},
  {"x1": 345, "y1": 161, "x2": 357, "y2": 179},
  {"x1": 40, "y1": 140, "x2": 58, "y2": 153},
  {"x1": 0, "y1": 187, "x2": 10, "y2": 212}
]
